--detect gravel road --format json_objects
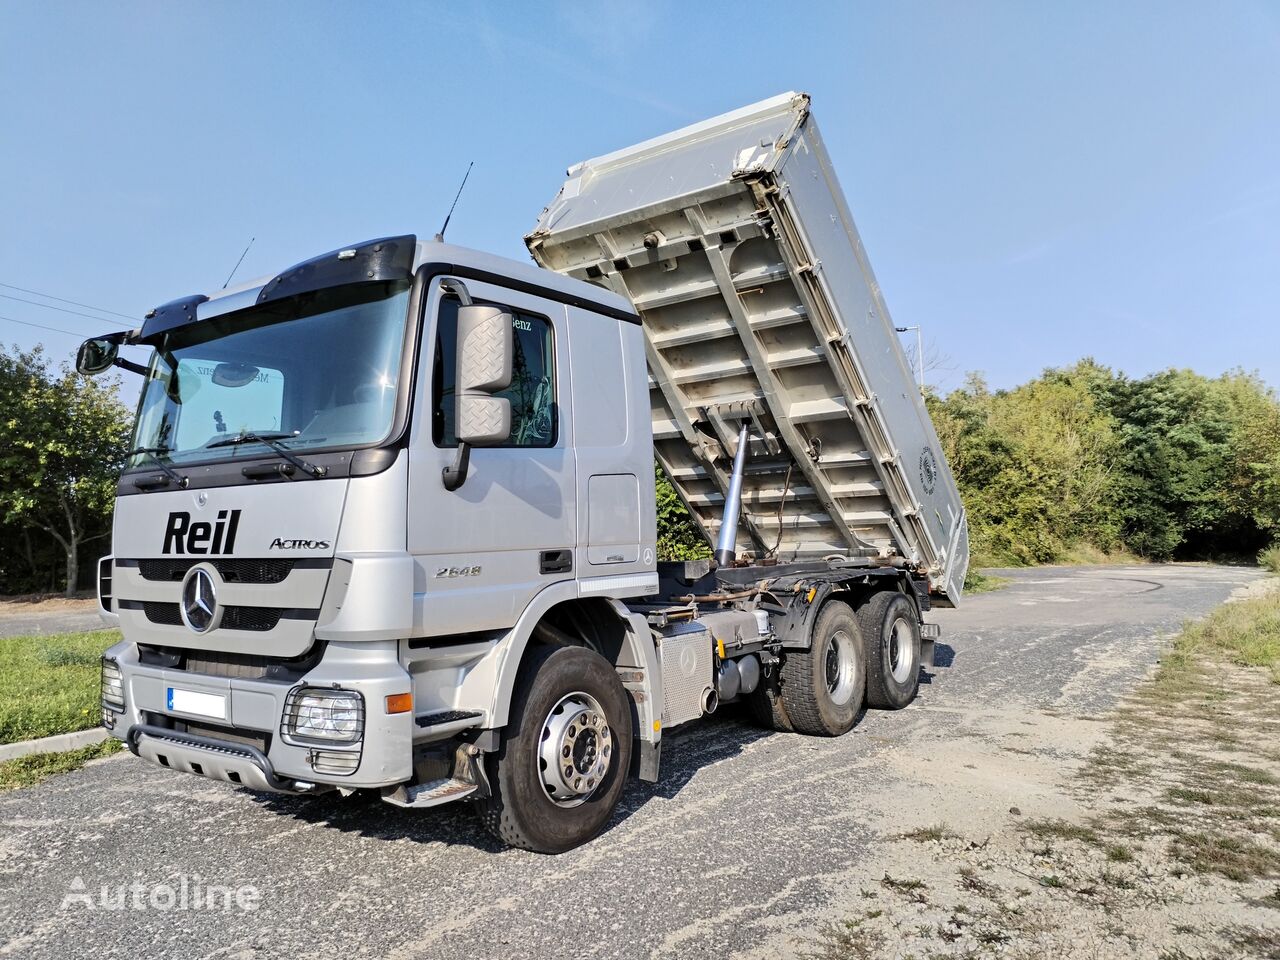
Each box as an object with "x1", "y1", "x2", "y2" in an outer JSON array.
[
  {"x1": 0, "y1": 563, "x2": 1265, "y2": 959},
  {"x1": 0, "y1": 599, "x2": 104, "y2": 639}
]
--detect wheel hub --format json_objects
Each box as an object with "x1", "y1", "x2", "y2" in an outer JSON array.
[
  {"x1": 825, "y1": 629, "x2": 858, "y2": 706},
  {"x1": 889, "y1": 618, "x2": 915, "y2": 683},
  {"x1": 538, "y1": 692, "x2": 612, "y2": 807}
]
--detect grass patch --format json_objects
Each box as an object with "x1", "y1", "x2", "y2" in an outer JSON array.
[
  {"x1": 0, "y1": 739, "x2": 121, "y2": 790},
  {"x1": 1057, "y1": 543, "x2": 1144, "y2": 566},
  {"x1": 1168, "y1": 829, "x2": 1280, "y2": 882},
  {"x1": 963, "y1": 569, "x2": 1010, "y2": 595},
  {"x1": 807, "y1": 915, "x2": 885, "y2": 960},
  {"x1": 1105, "y1": 844, "x2": 1134, "y2": 863},
  {"x1": 1156, "y1": 590, "x2": 1280, "y2": 684},
  {"x1": 899, "y1": 823, "x2": 957, "y2": 842},
  {"x1": 1020, "y1": 818, "x2": 1100, "y2": 844},
  {"x1": 0, "y1": 629, "x2": 120, "y2": 744},
  {"x1": 880, "y1": 874, "x2": 929, "y2": 903}
]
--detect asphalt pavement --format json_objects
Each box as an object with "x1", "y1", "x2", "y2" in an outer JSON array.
[
  {"x1": 0, "y1": 564, "x2": 1265, "y2": 959},
  {"x1": 0, "y1": 600, "x2": 105, "y2": 639}
]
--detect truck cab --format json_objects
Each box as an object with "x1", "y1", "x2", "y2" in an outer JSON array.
[{"x1": 89, "y1": 238, "x2": 668, "y2": 849}]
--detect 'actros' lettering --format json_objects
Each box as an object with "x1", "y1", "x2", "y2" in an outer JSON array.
[
  {"x1": 269, "y1": 538, "x2": 331, "y2": 550},
  {"x1": 162, "y1": 510, "x2": 241, "y2": 555}
]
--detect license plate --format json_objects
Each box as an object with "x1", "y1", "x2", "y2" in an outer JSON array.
[{"x1": 166, "y1": 687, "x2": 227, "y2": 720}]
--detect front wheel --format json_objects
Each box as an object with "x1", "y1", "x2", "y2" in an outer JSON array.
[
  {"x1": 779, "y1": 600, "x2": 866, "y2": 736},
  {"x1": 474, "y1": 645, "x2": 633, "y2": 853},
  {"x1": 857, "y1": 591, "x2": 922, "y2": 710}
]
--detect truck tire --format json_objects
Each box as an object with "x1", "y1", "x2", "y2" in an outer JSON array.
[
  {"x1": 778, "y1": 600, "x2": 865, "y2": 736},
  {"x1": 744, "y1": 672, "x2": 793, "y2": 732},
  {"x1": 474, "y1": 644, "x2": 633, "y2": 854},
  {"x1": 857, "y1": 591, "x2": 922, "y2": 710}
]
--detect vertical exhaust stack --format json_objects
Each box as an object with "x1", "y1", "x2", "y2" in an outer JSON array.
[{"x1": 714, "y1": 422, "x2": 751, "y2": 567}]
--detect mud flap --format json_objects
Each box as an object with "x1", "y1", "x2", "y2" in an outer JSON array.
[{"x1": 920, "y1": 622, "x2": 941, "y2": 669}]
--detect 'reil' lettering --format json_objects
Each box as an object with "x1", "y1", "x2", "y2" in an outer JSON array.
[{"x1": 162, "y1": 509, "x2": 241, "y2": 555}]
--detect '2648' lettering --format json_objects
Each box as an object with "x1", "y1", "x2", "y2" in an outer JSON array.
[{"x1": 435, "y1": 566, "x2": 482, "y2": 578}]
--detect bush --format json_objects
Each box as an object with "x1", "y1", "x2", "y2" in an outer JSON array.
[
  {"x1": 931, "y1": 362, "x2": 1280, "y2": 566},
  {"x1": 1260, "y1": 544, "x2": 1280, "y2": 574}
]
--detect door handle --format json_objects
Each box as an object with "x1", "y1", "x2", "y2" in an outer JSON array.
[{"x1": 540, "y1": 550, "x2": 573, "y2": 575}]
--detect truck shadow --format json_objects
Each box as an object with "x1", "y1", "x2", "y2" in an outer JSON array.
[
  {"x1": 244, "y1": 710, "x2": 774, "y2": 852},
  {"x1": 918, "y1": 642, "x2": 956, "y2": 685}
]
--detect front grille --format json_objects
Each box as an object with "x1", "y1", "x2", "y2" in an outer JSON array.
[
  {"x1": 220, "y1": 607, "x2": 283, "y2": 632},
  {"x1": 144, "y1": 713, "x2": 271, "y2": 753},
  {"x1": 98, "y1": 557, "x2": 113, "y2": 614},
  {"x1": 137, "y1": 558, "x2": 299, "y2": 584},
  {"x1": 139, "y1": 644, "x2": 325, "y2": 682},
  {"x1": 143, "y1": 602, "x2": 183, "y2": 626},
  {"x1": 184, "y1": 652, "x2": 274, "y2": 680},
  {"x1": 141, "y1": 602, "x2": 285, "y2": 632},
  {"x1": 215, "y1": 559, "x2": 296, "y2": 584},
  {"x1": 180, "y1": 720, "x2": 270, "y2": 752}
]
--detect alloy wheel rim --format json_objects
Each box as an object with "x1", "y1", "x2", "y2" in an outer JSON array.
[
  {"x1": 538, "y1": 692, "x2": 612, "y2": 807},
  {"x1": 824, "y1": 629, "x2": 858, "y2": 706},
  {"x1": 889, "y1": 618, "x2": 915, "y2": 684}
]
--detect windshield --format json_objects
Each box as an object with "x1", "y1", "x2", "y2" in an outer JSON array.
[{"x1": 129, "y1": 281, "x2": 411, "y2": 468}]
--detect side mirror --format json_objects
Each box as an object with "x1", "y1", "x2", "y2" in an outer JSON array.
[
  {"x1": 454, "y1": 305, "x2": 514, "y2": 445},
  {"x1": 76, "y1": 338, "x2": 118, "y2": 376}
]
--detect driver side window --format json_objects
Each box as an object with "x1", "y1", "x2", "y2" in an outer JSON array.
[{"x1": 432, "y1": 298, "x2": 556, "y2": 448}]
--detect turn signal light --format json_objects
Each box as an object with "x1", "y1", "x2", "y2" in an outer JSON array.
[{"x1": 384, "y1": 693, "x2": 413, "y2": 715}]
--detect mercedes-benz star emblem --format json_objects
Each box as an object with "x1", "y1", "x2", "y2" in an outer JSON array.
[{"x1": 181, "y1": 567, "x2": 219, "y2": 633}]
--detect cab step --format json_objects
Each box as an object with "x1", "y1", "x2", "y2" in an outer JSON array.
[{"x1": 381, "y1": 777, "x2": 478, "y2": 809}]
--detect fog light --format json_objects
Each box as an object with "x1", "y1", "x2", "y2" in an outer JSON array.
[
  {"x1": 101, "y1": 658, "x2": 124, "y2": 712},
  {"x1": 101, "y1": 706, "x2": 115, "y2": 730},
  {"x1": 282, "y1": 688, "x2": 364, "y2": 744}
]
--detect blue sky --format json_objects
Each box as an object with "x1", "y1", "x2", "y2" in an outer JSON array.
[{"x1": 2, "y1": 1, "x2": 1277, "y2": 396}]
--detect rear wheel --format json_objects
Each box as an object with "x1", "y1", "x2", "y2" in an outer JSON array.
[
  {"x1": 779, "y1": 600, "x2": 865, "y2": 736},
  {"x1": 745, "y1": 671, "x2": 793, "y2": 732},
  {"x1": 858, "y1": 591, "x2": 922, "y2": 710},
  {"x1": 474, "y1": 645, "x2": 632, "y2": 853}
]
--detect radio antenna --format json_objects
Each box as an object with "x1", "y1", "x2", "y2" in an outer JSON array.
[
  {"x1": 222, "y1": 237, "x2": 255, "y2": 289},
  {"x1": 434, "y1": 162, "x2": 474, "y2": 242}
]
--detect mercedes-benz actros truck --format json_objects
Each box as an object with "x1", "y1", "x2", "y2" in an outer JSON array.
[{"x1": 80, "y1": 93, "x2": 967, "y2": 853}]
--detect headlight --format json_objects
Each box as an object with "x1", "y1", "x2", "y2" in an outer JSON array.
[
  {"x1": 282, "y1": 688, "x2": 365, "y2": 744},
  {"x1": 101, "y1": 658, "x2": 124, "y2": 712}
]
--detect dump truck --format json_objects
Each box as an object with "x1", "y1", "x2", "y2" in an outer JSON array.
[{"x1": 80, "y1": 92, "x2": 966, "y2": 853}]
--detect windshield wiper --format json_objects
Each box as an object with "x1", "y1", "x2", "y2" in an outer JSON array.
[
  {"x1": 206, "y1": 431, "x2": 327, "y2": 478},
  {"x1": 125, "y1": 446, "x2": 188, "y2": 489}
]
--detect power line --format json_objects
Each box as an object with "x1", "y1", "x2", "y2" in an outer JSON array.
[
  {"x1": 0, "y1": 293, "x2": 128, "y2": 327},
  {"x1": 0, "y1": 313, "x2": 85, "y2": 338},
  {"x1": 0, "y1": 281, "x2": 136, "y2": 321}
]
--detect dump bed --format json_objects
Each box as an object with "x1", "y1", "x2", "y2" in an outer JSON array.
[{"x1": 527, "y1": 93, "x2": 968, "y2": 602}]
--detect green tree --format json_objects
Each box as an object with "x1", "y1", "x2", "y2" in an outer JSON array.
[
  {"x1": 1216, "y1": 371, "x2": 1280, "y2": 543},
  {"x1": 1100, "y1": 370, "x2": 1239, "y2": 560},
  {"x1": 0, "y1": 346, "x2": 132, "y2": 596},
  {"x1": 929, "y1": 364, "x2": 1121, "y2": 564},
  {"x1": 655, "y1": 462, "x2": 710, "y2": 560}
]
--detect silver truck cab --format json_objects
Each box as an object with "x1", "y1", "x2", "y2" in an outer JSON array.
[{"x1": 89, "y1": 238, "x2": 663, "y2": 845}]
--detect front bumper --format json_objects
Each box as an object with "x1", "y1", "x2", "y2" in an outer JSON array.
[
  {"x1": 130, "y1": 724, "x2": 308, "y2": 793},
  {"x1": 105, "y1": 638, "x2": 414, "y2": 791}
]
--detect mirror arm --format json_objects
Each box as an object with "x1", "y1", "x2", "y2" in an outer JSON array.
[
  {"x1": 113, "y1": 357, "x2": 149, "y2": 377},
  {"x1": 442, "y1": 442, "x2": 471, "y2": 491},
  {"x1": 439, "y1": 278, "x2": 473, "y2": 306}
]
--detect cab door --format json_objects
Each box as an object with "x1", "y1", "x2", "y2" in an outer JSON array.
[{"x1": 407, "y1": 276, "x2": 575, "y2": 636}]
